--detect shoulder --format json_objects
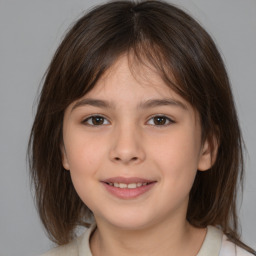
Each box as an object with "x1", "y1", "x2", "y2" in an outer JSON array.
[
  {"x1": 219, "y1": 235, "x2": 255, "y2": 256},
  {"x1": 197, "y1": 226, "x2": 255, "y2": 256},
  {"x1": 39, "y1": 225, "x2": 95, "y2": 256},
  {"x1": 39, "y1": 238, "x2": 79, "y2": 256}
]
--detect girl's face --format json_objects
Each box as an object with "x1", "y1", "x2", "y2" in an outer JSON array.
[{"x1": 62, "y1": 55, "x2": 212, "y2": 230}]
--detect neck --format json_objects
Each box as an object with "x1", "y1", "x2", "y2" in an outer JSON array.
[{"x1": 90, "y1": 218, "x2": 206, "y2": 256}]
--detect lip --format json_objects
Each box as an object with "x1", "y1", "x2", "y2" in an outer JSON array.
[
  {"x1": 101, "y1": 176, "x2": 157, "y2": 200},
  {"x1": 102, "y1": 176, "x2": 154, "y2": 184}
]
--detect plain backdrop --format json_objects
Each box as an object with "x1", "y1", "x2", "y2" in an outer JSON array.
[{"x1": 0, "y1": 0, "x2": 255, "y2": 255}]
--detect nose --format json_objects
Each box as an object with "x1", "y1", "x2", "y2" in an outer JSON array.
[{"x1": 109, "y1": 124, "x2": 146, "y2": 165}]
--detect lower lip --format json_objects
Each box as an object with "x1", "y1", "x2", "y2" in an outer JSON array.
[{"x1": 102, "y1": 182, "x2": 156, "y2": 199}]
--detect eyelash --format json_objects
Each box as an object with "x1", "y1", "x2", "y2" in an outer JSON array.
[{"x1": 82, "y1": 114, "x2": 175, "y2": 127}]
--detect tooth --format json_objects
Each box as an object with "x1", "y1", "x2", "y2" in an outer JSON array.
[
  {"x1": 128, "y1": 183, "x2": 137, "y2": 189},
  {"x1": 110, "y1": 182, "x2": 150, "y2": 188},
  {"x1": 119, "y1": 183, "x2": 127, "y2": 188}
]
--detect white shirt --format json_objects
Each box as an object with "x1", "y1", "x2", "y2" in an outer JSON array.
[{"x1": 41, "y1": 225, "x2": 254, "y2": 256}]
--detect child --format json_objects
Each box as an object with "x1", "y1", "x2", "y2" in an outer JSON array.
[{"x1": 28, "y1": 1, "x2": 256, "y2": 255}]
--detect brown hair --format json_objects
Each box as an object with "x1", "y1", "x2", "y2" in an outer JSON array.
[{"x1": 28, "y1": 0, "x2": 255, "y2": 253}]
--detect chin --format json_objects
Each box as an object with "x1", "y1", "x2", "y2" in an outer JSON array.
[{"x1": 97, "y1": 209, "x2": 157, "y2": 231}]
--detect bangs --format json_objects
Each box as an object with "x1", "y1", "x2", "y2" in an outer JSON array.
[{"x1": 54, "y1": 1, "x2": 203, "y2": 109}]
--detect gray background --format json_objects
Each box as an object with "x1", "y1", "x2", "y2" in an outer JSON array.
[{"x1": 0, "y1": 0, "x2": 255, "y2": 255}]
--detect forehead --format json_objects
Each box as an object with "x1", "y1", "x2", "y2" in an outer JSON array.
[{"x1": 85, "y1": 54, "x2": 183, "y2": 102}]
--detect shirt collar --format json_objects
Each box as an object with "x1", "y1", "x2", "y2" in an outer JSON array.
[{"x1": 77, "y1": 224, "x2": 223, "y2": 256}]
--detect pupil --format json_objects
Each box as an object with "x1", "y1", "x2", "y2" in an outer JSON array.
[
  {"x1": 93, "y1": 116, "x2": 104, "y2": 125},
  {"x1": 154, "y1": 116, "x2": 166, "y2": 125}
]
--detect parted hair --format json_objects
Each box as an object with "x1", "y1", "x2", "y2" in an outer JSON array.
[{"x1": 28, "y1": 0, "x2": 255, "y2": 254}]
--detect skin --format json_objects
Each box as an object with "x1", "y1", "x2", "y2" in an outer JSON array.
[{"x1": 62, "y1": 55, "x2": 216, "y2": 256}]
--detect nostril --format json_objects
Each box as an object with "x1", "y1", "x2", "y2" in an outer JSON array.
[{"x1": 113, "y1": 156, "x2": 139, "y2": 163}]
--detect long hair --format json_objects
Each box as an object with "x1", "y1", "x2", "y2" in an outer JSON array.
[{"x1": 28, "y1": 0, "x2": 255, "y2": 253}]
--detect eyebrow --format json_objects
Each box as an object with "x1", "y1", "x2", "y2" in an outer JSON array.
[{"x1": 71, "y1": 98, "x2": 187, "y2": 112}]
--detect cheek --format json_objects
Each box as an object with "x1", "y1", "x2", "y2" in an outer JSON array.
[
  {"x1": 150, "y1": 128, "x2": 201, "y2": 185},
  {"x1": 65, "y1": 130, "x2": 106, "y2": 171},
  {"x1": 153, "y1": 131, "x2": 200, "y2": 165},
  {"x1": 65, "y1": 136, "x2": 107, "y2": 209}
]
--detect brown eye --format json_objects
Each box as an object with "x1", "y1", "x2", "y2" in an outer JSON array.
[
  {"x1": 147, "y1": 115, "x2": 174, "y2": 126},
  {"x1": 83, "y1": 115, "x2": 110, "y2": 126},
  {"x1": 154, "y1": 116, "x2": 167, "y2": 125}
]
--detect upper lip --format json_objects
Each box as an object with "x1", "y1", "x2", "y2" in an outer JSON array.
[{"x1": 102, "y1": 176, "x2": 156, "y2": 184}]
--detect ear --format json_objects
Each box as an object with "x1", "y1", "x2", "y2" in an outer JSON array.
[
  {"x1": 61, "y1": 144, "x2": 70, "y2": 170},
  {"x1": 197, "y1": 136, "x2": 218, "y2": 171}
]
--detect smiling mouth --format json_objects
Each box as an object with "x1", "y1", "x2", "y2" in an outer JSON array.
[
  {"x1": 101, "y1": 177, "x2": 157, "y2": 199},
  {"x1": 104, "y1": 182, "x2": 153, "y2": 189}
]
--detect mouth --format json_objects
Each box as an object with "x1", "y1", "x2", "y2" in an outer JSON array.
[
  {"x1": 101, "y1": 177, "x2": 157, "y2": 199},
  {"x1": 104, "y1": 181, "x2": 154, "y2": 189}
]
